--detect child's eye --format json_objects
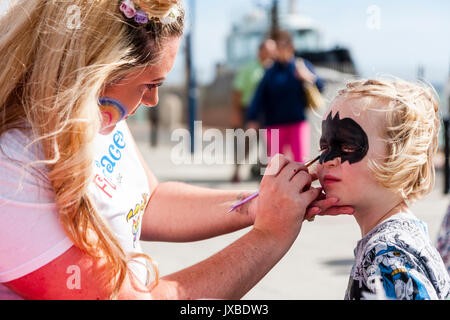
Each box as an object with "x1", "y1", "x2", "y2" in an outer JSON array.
[
  {"x1": 341, "y1": 145, "x2": 359, "y2": 153},
  {"x1": 146, "y1": 82, "x2": 163, "y2": 90}
]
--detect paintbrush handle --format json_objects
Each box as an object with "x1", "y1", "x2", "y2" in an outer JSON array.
[
  {"x1": 227, "y1": 155, "x2": 320, "y2": 213},
  {"x1": 227, "y1": 191, "x2": 259, "y2": 213}
]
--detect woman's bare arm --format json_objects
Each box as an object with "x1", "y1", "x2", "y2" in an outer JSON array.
[
  {"x1": 5, "y1": 155, "x2": 318, "y2": 300},
  {"x1": 140, "y1": 182, "x2": 255, "y2": 242}
]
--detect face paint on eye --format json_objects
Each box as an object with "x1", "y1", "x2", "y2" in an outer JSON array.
[
  {"x1": 319, "y1": 111, "x2": 369, "y2": 165},
  {"x1": 99, "y1": 97, "x2": 127, "y2": 126}
]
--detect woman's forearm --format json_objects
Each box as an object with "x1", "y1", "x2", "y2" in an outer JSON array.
[
  {"x1": 122, "y1": 155, "x2": 318, "y2": 300},
  {"x1": 149, "y1": 227, "x2": 293, "y2": 300},
  {"x1": 140, "y1": 181, "x2": 255, "y2": 242}
]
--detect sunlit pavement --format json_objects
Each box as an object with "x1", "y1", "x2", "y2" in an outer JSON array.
[{"x1": 130, "y1": 122, "x2": 449, "y2": 300}]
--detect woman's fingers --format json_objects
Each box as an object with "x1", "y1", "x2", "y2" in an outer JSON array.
[
  {"x1": 305, "y1": 197, "x2": 355, "y2": 221},
  {"x1": 320, "y1": 206, "x2": 355, "y2": 216},
  {"x1": 254, "y1": 154, "x2": 322, "y2": 242},
  {"x1": 257, "y1": 153, "x2": 353, "y2": 235},
  {"x1": 264, "y1": 153, "x2": 291, "y2": 177},
  {"x1": 314, "y1": 189, "x2": 325, "y2": 200},
  {"x1": 278, "y1": 161, "x2": 308, "y2": 182},
  {"x1": 305, "y1": 205, "x2": 355, "y2": 220},
  {"x1": 290, "y1": 169, "x2": 312, "y2": 192},
  {"x1": 300, "y1": 187, "x2": 322, "y2": 208},
  {"x1": 311, "y1": 196, "x2": 339, "y2": 209}
]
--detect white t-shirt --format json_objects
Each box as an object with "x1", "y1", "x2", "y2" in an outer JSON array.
[{"x1": 0, "y1": 122, "x2": 151, "y2": 299}]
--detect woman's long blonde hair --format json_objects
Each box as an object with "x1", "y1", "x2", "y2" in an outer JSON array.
[{"x1": 0, "y1": 0, "x2": 184, "y2": 299}]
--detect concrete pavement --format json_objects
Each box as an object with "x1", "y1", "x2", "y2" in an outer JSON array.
[{"x1": 129, "y1": 121, "x2": 449, "y2": 300}]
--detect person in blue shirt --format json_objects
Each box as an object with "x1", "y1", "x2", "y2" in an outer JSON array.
[
  {"x1": 247, "y1": 30, "x2": 324, "y2": 163},
  {"x1": 230, "y1": 39, "x2": 276, "y2": 182}
]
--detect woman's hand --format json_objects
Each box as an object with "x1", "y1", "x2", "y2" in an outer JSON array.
[
  {"x1": 252, "y1": 154, "x2": 321, "y2": 243},
  {"x1": 304, "y1": 173, "x2": 355, "y2": 221},
  {"x1": 247, "y1": 162, "x2": 355, "y2": 224},
  {"x1": 247, "y1": 194, "x2": 257, "y2": 223}
]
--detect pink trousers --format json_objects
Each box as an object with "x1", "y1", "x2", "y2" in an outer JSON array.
[{"x1": 266, "y1": 121, "x2": 310, "y2": 163}]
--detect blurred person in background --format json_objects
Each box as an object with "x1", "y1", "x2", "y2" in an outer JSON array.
[
  {"x1": 247, "y1": 30, "x2": 324, "y2": 163},
  {"x1": 231, "y1": 38, "x2": 276, "y2": 183}
]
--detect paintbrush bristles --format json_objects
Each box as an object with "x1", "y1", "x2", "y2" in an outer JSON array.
[{"x1": 305, "y1": 155, "x2": 320, "y2": 168}]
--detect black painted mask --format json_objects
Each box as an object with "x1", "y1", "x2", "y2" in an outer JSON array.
[{"x1": 319, "y1": 111, "x2": 369, "y2": 165}]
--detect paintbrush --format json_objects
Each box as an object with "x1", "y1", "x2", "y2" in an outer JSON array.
[{"x1": 227, "y1": 155, "x2": 321, "y2": 213}]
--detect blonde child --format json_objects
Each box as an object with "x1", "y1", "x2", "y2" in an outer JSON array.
[{"x1": 316, "y1": 78, "x2": 450, "y2": 300}]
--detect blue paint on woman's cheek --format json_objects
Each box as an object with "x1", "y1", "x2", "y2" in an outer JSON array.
[{"x1": 98, "y1": 96, "x2": 128, "y2": 121}]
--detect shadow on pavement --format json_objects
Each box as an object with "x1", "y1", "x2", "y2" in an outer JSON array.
[
  {"x1": 322, "y1": 258, "x2": 354, "y2": 267},
  {"x1": 322, "y1": 258, "x2": 354, "y2": 276}
]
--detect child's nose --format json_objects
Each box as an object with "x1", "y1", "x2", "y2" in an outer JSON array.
[{"x1": 322, "y1": 156, "x2": 341, "y2": 168}]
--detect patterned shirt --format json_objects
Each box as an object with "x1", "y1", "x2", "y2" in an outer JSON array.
[
  {"x1": 345, "y1": 213, "x2": 450, "y2": 300},
  {"x1": 436, "y1": 206, "x2": 450, "y2": 275}
]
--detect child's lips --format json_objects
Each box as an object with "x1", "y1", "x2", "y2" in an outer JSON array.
[{"x1": 323, "y1": 175, "x2": 341, "y2": 185}]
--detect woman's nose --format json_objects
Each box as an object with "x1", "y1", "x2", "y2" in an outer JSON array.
[{"x1": 141, "y1": 88, "x2": 159, "y2": 107}]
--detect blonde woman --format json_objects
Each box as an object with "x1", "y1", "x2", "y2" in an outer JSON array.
[
  {"x1": 0, "y1": 1, "x2": 352, "y2": 300},
  {"x1": 316, "y1": 78, "x2": 450, "y2": 299}
]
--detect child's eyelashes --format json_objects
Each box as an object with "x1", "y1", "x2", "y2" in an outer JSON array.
[
  {"x1": 319, "y1": 141, "x2": 328, "y2": 151},
  {"x1": 319, "y1": 144, "x2": 329, "y2": 153},
  {"x1": 318, "y1": 144, "x2": 361, "y2": 153},
  {"x1": 341, "y1": 145, "x2": 360, "y2": 153}
]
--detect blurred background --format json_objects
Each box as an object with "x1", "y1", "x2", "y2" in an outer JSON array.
[
  {"x1": 125, "y1": 0, "x2": 450, "y2": 185},
  {"x1": 130, "y1": 0, "x2": 450, "y2": 127}
]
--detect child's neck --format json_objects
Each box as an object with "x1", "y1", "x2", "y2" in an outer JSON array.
[{"x1": 354, "y1": 199, "x2": 409, "y2": 237}]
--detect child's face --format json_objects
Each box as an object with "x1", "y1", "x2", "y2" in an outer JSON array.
[{"x1": 316, "y1": 96, "x2": 389, "y2": 207}]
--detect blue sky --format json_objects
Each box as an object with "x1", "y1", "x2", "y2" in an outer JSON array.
[
  {"x1": 175, "y1": 0, "x2": 450, "y2": 87},
  {"x1": 2, "y1": 0, "x2": 449, "y2": 87}
]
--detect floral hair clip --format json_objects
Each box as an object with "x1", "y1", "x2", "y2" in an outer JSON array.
[{"x1": 119, "y1": 0, "x2": 180, "y2": 25}]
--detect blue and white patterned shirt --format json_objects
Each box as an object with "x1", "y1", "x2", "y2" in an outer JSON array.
[
  {"x1": 436, "y1": 206, "x2": 450, "y2": 275},
  {"x1": 345, "y1": 213, "x2": 450, "y2": 300}
]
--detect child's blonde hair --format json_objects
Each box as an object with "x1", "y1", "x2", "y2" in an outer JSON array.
[
  {"x1": 0, "y1": 0, "x2": 184, "y2": 299},
  {"x1": 336, "y1": 78, "x2": 440, "y2": 202}
]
